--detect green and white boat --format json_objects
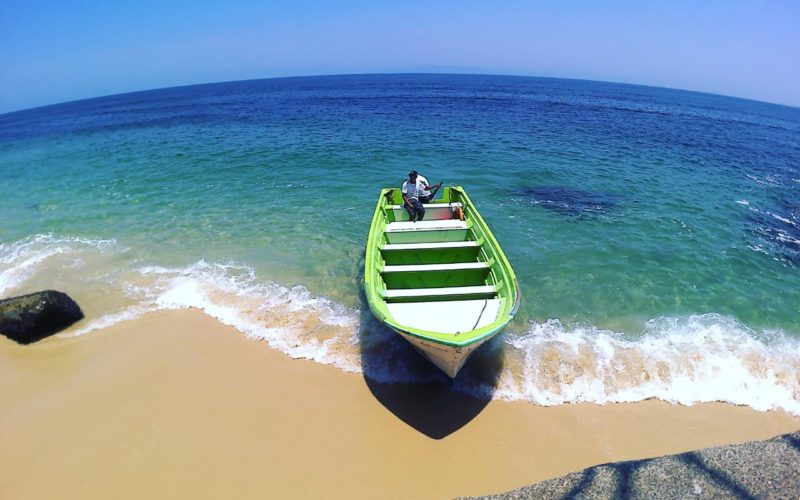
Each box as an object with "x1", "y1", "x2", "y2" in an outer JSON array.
[{"x1": 364, "y1": 186, "x2": 521, "y2": 378}]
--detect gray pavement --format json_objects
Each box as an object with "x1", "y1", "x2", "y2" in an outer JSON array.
[{"x1": 462, "y1": 431, "x2": 800, "y2": 499}]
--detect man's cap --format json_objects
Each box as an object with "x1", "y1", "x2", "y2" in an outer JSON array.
[{"x1": 408, "y1": 170, "x2": 418, "y2": 176}]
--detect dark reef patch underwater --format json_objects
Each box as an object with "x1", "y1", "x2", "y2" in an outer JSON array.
[{"x1": 516, "y1": 186, "x2": 623, "y2": 218}]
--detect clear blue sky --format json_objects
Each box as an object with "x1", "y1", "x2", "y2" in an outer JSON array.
[{"x1": 1, "y1": 0, "x2": 798, "y2": 113}]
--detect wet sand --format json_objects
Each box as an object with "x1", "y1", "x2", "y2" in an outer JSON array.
[{"x1": 1, "y1": 309, "x2": 798, "y2": 499}]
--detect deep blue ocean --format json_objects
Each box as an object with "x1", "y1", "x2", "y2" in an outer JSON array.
[{"x1": 1, "y1": 74, "x2": 799, "y2": 412}]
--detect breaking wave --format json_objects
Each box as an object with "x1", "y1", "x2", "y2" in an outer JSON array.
[
  {"x1": 494, "y1": 317, "x2": 800, "y2": 414},
  {"x1": 2, "y1": 234, "x2": 799, "y2": 415}
]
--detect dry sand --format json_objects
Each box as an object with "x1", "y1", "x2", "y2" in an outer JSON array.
[{"x1": 2, "y1": 309, "x2": 798, "y2": 499}]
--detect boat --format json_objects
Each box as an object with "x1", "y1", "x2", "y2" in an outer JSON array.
[{"x1": 364, "y1": 186, "x2": 521, "y2": 378}]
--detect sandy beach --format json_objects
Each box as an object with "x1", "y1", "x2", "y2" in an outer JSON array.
[{"x1": 2, "y1": 308, "x2": 798, "y2": 499}]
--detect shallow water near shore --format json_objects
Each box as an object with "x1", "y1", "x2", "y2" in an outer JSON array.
[{"x1": 1, "y1": 74, "x2": 799, "y2": 413}]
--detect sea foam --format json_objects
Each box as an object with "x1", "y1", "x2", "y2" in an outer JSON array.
[
  {"x1": 0, "y1": 234, "x2": 118, "y2": 295},
  {"x1": 495, "y1": 316, "x2": 800, "y2": 414},
  {"x1": 2, "y1": 234, "x2": 799, "y2": 415},
  {"x1": 139, "y1": 261, "x2": 361, "y2": 371}
]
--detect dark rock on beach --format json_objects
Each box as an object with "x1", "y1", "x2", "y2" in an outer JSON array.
[
  {"x1": 0, "y1": 290, "x2": 84, "y2": 344},
  {"x1": 461, "y1": 431, "x2": 800, "y2": 499}
]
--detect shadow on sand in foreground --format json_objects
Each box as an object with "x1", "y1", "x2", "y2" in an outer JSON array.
[{"x1": 358, "y1": 301, "x2": 505, "y2": 440}]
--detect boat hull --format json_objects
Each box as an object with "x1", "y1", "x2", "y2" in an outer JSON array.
[
  {"x1": 364, "y1": 186, "x2": 520, "y2": 378},
  {"x1": 397, "y1": 331, "x2": 493, "y2": 378}
]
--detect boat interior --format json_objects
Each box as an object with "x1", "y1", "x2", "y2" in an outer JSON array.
[{"x1": 374, "y1": 187, "x2": 505, "y2": 334}]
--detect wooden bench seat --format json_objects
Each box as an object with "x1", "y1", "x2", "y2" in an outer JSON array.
[
  {"x1": 382, "y1": 262, "x2": 490, "y2": 273},
  {"x1": 388, "y1": 203, "x2": 462, "y2": 222},
  {"x1": 381, "y1": 241, "x2": 479, "y2": 251},
  {"x1": 386, "y1": 219, "x2": 468, "y2": 232},
  {"x1": 384, "y1": 219, "x2": 470, "y2": 244},
  {"x1": 381, "y1": 284, "x2": 498, "y2": 300}
]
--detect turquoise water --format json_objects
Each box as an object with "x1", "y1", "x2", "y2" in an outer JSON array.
[{"x1": 1, "y1": 75, "x2": 799, "y2": 412}]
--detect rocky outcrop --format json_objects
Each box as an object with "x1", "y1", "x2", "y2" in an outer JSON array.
[{"x1": 0, "y1": 290, "x2": 84, "y2": 344}]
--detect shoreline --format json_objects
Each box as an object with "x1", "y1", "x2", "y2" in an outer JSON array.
[{"x1": 2, "y1": 308, "x2": 798, "y2": 499}]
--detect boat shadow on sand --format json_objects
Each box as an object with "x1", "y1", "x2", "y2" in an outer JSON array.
[{"x1": 357, "y1": 291, "x2": 505, "y2": 440}]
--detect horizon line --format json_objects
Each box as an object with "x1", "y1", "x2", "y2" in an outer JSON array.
[{"x1": 1, "y1": 71, "x2": 798, "y2": 118}]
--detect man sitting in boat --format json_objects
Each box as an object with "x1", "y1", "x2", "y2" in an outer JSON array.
[
  {"x1": 402, "y1": 170, "x2": 428, "y2": 221},
  {"x1": 414, "y1": 172, "x2": 440, "y2": 203}
]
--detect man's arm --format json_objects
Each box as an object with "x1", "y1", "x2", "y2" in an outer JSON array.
[{"x1": 401, "y1": 182, "x2": 413, "y2": 207}]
